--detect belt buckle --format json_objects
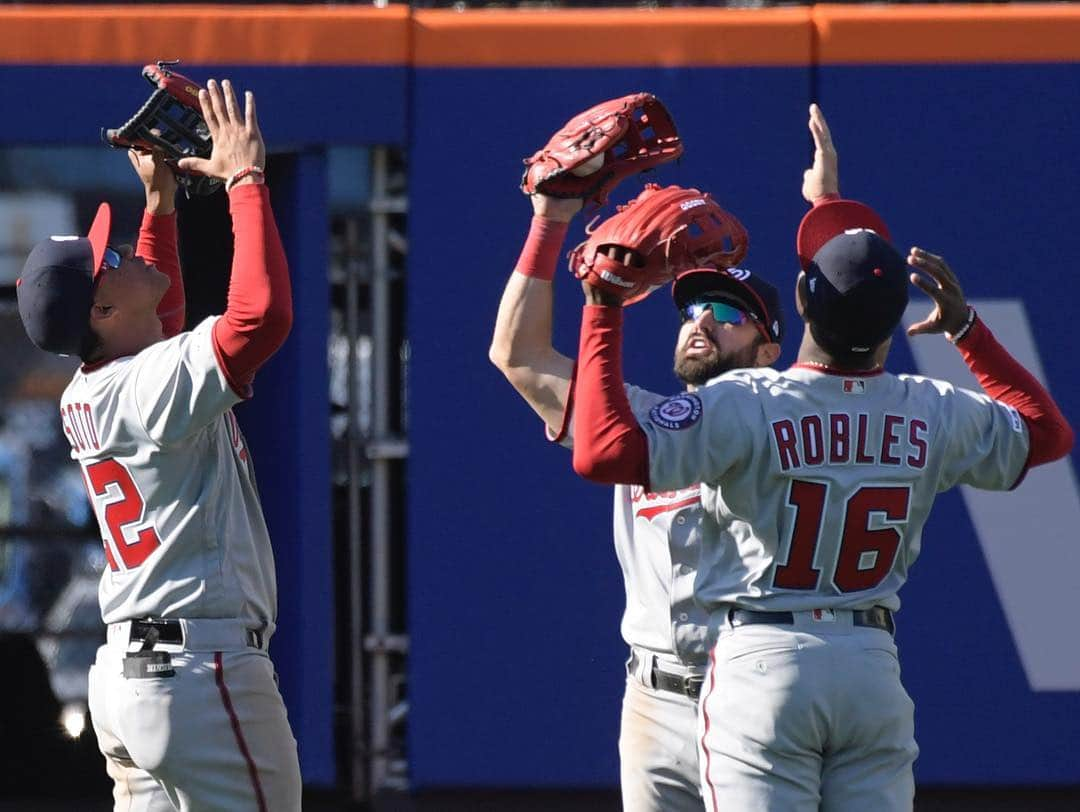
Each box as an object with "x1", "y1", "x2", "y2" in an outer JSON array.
[{"x1": 682, "y1": 674, "x2": 703, "y2": 700}]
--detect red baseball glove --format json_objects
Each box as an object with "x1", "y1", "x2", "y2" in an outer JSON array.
[
  {"x1": 568, "y1": 184, "x2": 749, "y2": 305},
  {"x1": 102, "y1": 61, "x2": 221, "y2": 195},
  {"x1": 521, "y1": 93, "x2": 683, "y2": 207}
]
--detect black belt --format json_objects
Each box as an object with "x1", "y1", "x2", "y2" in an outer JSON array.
[
  {"x1": 129, "y1": 619, "x2": 264, "y2": 649},
  {"x1": 130, "y1": 619, "x2": 184, "y2": 645},
  {"x1": 728, "y1": 606, "x2": 895, "y2": 636},
  {"x1": 628, "y1": 649, "x2": 705, "y2": 701}
]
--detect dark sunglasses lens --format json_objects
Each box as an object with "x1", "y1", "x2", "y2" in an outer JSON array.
[{"x1": 102, "y1": 247, "x2": 122, "y2": 271}]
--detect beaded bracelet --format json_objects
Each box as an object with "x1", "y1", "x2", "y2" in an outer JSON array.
[
  {"x1": 947, "y1": 306, "x2": 977, "y2": 345},
  {"x1": 225, "y1": 165, "x2": 265, "y2": 193}
]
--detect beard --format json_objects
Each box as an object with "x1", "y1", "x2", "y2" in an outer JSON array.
[{"x1": 674, "y1": 335, "x2": 762, "y2": 387}]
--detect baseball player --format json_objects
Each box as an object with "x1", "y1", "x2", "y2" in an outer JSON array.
[
  {"x1": 567, "y1": 105, "x2": 1074, "y2": 811},
  {"x1": 17, "y1": 79, "x2": 301, "y2": 811},
  {"x1": 490, "y1": 186, "x2": 784, "y2": 809}
]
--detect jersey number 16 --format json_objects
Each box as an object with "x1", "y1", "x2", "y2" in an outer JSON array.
[{"x1": 773, "y1": 480, "x2": 911, "y2": 593}]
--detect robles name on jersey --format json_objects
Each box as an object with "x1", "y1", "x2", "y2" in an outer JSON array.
[{"x1": 771, "y1": 411, "x2": 929, "y2": 472}]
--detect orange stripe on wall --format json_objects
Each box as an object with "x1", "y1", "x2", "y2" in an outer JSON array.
[
  {"x1": 0, "y1": 4, "x2": 410, "y2": 65},
  {"x1": 1, "y1": 5, "x2": 1080, "y2": 67},
  {"x1": 815, "y1": 4, "x2": 1080, "y2": 65},
  {"x1": 411, "y1": 8, "x2": 813, "y2": 67}
]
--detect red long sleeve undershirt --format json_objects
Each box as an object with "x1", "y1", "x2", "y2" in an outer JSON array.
[
  {"x1": 571, "y1": 305, "x2": 650, "y2": 487},
  {"x1": 137, "y1": 210, "x2": 185, "y2": 339},
  {"x1": 954, "y1": 314, "x2": 1074, "y2": 469},
  {"x1": 571, "y1": 306, "x2": 1073, "y2": 486},
  {"x1": 210, "y1": 183, "x2": 293, "y2": 396}
]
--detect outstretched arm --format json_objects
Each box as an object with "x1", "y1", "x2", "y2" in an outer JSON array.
[
  {"x1": 130, "y1": 149, "x2": 185, "y2": 338},
  {"x1": 802, "y1": 103, "x2": 840, "y2": 206},
  {"x1": 571, "y1": 281, "x2": 650, "y2": 487},
  {"x1": 489, "y1": 194, "x2": 581, "y2": 435},
  {"x1": 907, "y1": 248, "x2": 1074, "y2": 469},
  {"x1": 177, "y1": 79, "x2": 291, "y2": 396}
]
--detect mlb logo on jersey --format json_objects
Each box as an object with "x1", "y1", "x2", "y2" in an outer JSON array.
[
  {"x1": 811, "y1": 609, "x2": 836, "y2": 622},
  {"x1": 842, "y1": 379, "x2": 866, "y2": 395}
]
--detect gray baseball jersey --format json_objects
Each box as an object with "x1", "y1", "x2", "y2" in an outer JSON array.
[
  {"x1": 60, "y1": 316, "x2": 277, "y2": 632},
  {"x1": 559, "y1": 384, "x2": 717, "y2": 812},
  {"x1": 560, "y1": 384, "x2": 712, "y2": 663},
  {"x1": 641, "y1": 365, "x2": 1029, "y2": 611}
]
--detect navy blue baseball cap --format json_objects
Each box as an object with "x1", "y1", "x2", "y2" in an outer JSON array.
[
  {"x1": 802, "y1": 225, "x2": 909, "y2": 355},
  {"x1": 17, "y1": 203, "x2": 112, "y2": 356},
  {"x1": 672, "y1": 266, "x2": 784, "y2": 343}
]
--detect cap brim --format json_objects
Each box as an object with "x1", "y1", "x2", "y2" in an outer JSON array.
[
  {"x1": 672, "y1": 267, "x2": 770, "y2": 326},
  {"x1": 797, "y1": 200, "x2": 891, "y2": 272},
  {"x1": 86, "y1": 202, "x2": 111, "y2": 280}
]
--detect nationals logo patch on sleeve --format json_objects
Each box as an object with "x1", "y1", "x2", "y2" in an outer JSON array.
[{"x1": 649, "y1": 394, "x2": 703, "y2": 430}]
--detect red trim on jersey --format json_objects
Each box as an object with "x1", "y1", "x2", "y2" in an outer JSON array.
[
  {"x1": 635, "y1": 495, "x2": 699, "y2": 521},
  {"x1": 547, "y1": 360, "x2": 578, "y2": 444},
  {"x1": 700, "y1": 647, "x2": 720, "y2": 812},
  {"x1": 79, "y1": 358, "x2": 113, "y2": 374},
  {"x1": 138, "y1": 210, "x2": 185, "y2": 338},
  {"x1": 211, "y1": 183, "x2": 293, "y2": 396},
  {"x1": 955, "y1": 315, "x2": 1074, "y2": 484},
  {"x1": 571, "y1": 305, "x2": 650, "y2": 487},
  {"x1": 790, "y1": 362, "x2": 885, "y2": 378},
  {"x1": 514, "y1": 215, "x2": 568, "y2": 282},
  {"x1": 214, "y1": 652, "x2": 269, "y2": 812}
]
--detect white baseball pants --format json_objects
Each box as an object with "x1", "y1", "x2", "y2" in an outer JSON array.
[
  {"x1": 88, "y1": 620, "x2": 302, "y2": 812},
  {"x1": 698, "y1": 614, "x2": 918, "y2": 812}
]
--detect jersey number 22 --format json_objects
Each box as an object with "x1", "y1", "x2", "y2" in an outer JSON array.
[{"x1": 86, "y1": 459, "x2": 162, "y2": 572}]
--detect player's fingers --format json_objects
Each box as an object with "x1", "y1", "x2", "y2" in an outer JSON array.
[
  {"x1": 908, "y1": 249, "x2": 953, "y2": 289},
  {"x1": 244, "y1": 90, "x2": 258, "y2": 131},
  {"x1": 198, "y1": 88, "x2": 220, "y2": 133},
  {"x1": 222, "y1": 79, "x2": 241, "y2": 125},
  {"x1": 907, "y1": 271, "x2": 950, "y2": 313},
  {"x1": 906, "y1": 317, "x2": 936, "y2": 336},
  {"x1": 809, "y1": 103, "x2": 835, "y2": 150},
  {"x1": 913, "y1": 247, "x2": 960, "y2": 289},
  {"x1": 205, "y1": 80, "x2": 228, "y2": 131},
  {"x1": 176, "y1": 157, "x2": 208, "y2": 174}
]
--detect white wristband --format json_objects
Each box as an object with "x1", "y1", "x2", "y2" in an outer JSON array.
[
  {"x1": 225, "y1": 165, "x2": 265, "y2": 193},
  {"x1": 947, "y1": 306, "x2": 976, "y2": 345}
]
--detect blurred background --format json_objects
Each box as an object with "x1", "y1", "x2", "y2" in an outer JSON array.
[{"x1": 0, "y1": 1, "x2": 1077, "y2": 810}]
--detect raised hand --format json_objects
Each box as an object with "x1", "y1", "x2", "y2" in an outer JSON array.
[
  {"x1": 177, "y1": 79, "x2": 265, "y2": 185},
  {"x1": 802, "y1": 103, "x2": 839, "y2": 203},
  {"x1": 531, "y1": 193, "x2": 583, "y2": 223},
  {"x1": 128, "y1": 146, "x2": 177, "y2": 215},
  {"x1": 905, "y1": 247, "x2": 970, "y2": 337}
]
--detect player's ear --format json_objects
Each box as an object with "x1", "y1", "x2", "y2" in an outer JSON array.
[
  {"x1": 795, "y1": 272, "x2": 808, "y2": 319},
  {"x1": 756, "y1": 341, "x2": 782, "y2": 368},
  {"x1": 90, "y1": 302, "x2": 116, "y2": 323}
]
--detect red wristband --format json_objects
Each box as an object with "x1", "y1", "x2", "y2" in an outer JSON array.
[{"x1": 513, "y1": 216, "x2": 569, "y2": 282}]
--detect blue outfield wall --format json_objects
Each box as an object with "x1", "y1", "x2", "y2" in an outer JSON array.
[{"x1": 407, "y1": 63, "x2": 1080, "y2": 788}]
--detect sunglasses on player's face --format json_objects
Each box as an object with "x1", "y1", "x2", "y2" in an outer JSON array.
[
  {"x1": 680, "y1": 298, "x2": 755, "y2": 327},
  {"x1": 99, "y1": 246, "x2": 123, "y2": 274}
]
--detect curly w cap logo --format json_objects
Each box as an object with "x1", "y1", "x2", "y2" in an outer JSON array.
[
  {"x1": 725, "y1": 268, "x2": 751, "y2": 281},
  {"x1": 649, "y1": 394, "x2": 703, "y2": 430}
]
